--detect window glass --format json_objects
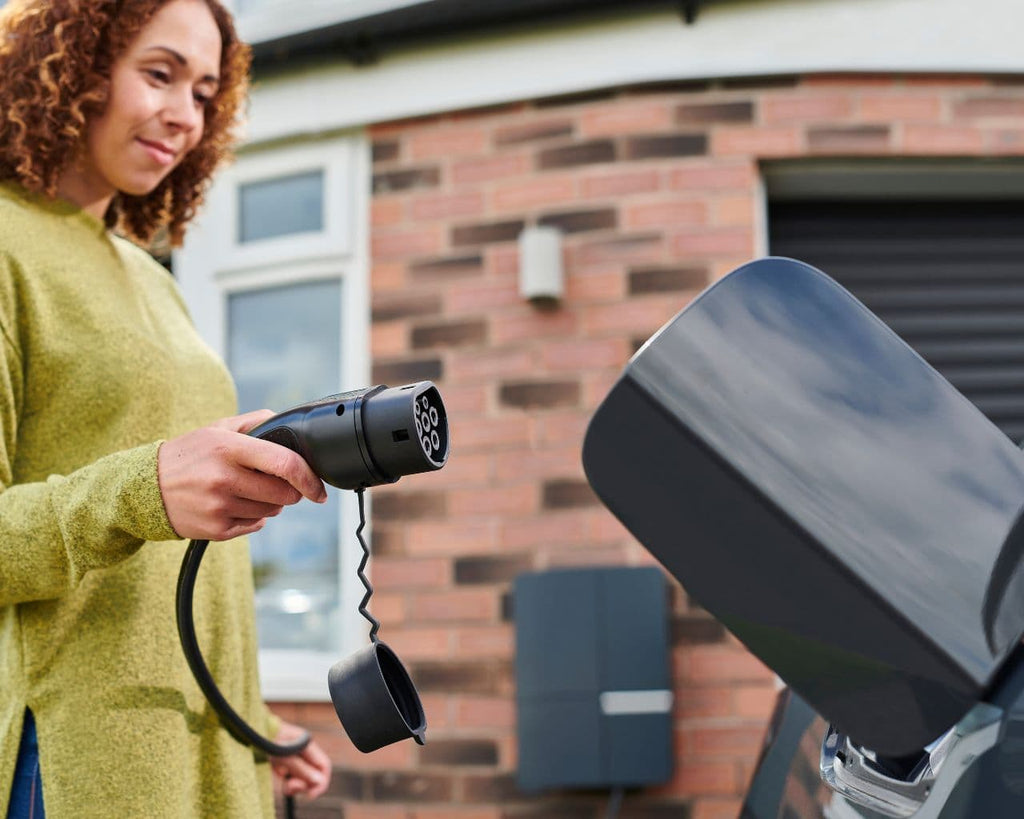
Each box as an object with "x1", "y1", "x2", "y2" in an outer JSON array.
[
  {"x1": 238, "y1": 170, "x2": 324, "y2": 243},
  {"x1": 228, "y1": 279, "x2": 343, "y2": 652}
]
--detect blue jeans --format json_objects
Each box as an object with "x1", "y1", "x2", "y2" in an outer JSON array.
[{"x1": 6, "y1": 710, "x2": 44, "y2": 819}]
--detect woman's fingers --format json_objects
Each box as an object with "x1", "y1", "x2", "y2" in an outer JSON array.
[
  {"x1": 229, "y1": 435, "x2": 327, "y2": 504},
  {"x1": 157, "y1": 414, "x2": 327, "y2": 541},
  {"x1": 270, "y1": 721, "x2": 332, "y2": 799}
]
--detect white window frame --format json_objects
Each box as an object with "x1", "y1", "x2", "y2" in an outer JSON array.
[{"x1": 174, "y1": 132, "x2": 371, "y2": 701}]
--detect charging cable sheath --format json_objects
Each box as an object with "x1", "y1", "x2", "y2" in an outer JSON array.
[{"x1": 176, "y1": 538, "x2": 311, "y2": 756}]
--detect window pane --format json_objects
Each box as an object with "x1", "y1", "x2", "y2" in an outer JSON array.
[
  {"x1": 228, "y1": 279, "x2": 343, "y2": 652},
  {"x1": 239, "y1": 170, "x2": 324, "y2": 243}
]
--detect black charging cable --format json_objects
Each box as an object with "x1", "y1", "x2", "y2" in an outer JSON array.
[
  {"x1": 176, "y1": 538, "x2": 311, "y2": 757},
  {"x1": 174, "y1": 383, "x2": 448, "y2": 760}
]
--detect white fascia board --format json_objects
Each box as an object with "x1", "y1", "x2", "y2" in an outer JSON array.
[
  {"x1": 234, "y1": 0, "x2": 427, "y2": 47},
  {"x1": 244, "y1": 0, "x2": 1024, "y2": 147}
]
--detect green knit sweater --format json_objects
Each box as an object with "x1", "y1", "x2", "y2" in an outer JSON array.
[{"x1": 0, "y1": 182, "x2": 278, "y2": 817}]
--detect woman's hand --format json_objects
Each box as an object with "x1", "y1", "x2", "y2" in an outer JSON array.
[
  {"x1": 271, "y1": 721, "x2": 332, "y2": 799},
  {"x1": 157, "y1": 410, "x2": 327, "y2": 541}
]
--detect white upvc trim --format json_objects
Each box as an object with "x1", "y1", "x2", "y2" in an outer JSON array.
[
  {"x1": 232, "y1": 0, "x2": 425, "y2": 46},
  {"x1": 245, "y1": 0, "x2": 1024, "y2": 146},
  {"x1": 174, "y1": 132, "x2": 372, "y2": 701}
]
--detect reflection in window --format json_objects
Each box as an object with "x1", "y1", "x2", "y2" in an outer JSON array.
[
  {"x1": 228, "y1": 279, "x2": 343, "y2": 652},
  {"x1": 238, "y1": 170, "x2": 324, "y2": 243}
]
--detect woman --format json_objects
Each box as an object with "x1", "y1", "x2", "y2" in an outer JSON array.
[{"x1": 0, "y1": 0, "x2": 332, "y2": 815}]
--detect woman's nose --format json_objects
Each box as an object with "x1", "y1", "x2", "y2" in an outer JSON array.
[{"x1": 164, "y1": 87, "x2": 201, "y2": 133}]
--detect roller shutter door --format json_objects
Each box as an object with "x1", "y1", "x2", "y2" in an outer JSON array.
[{"x1": 769, "y1": 199, "x2": 1024, "y2": 443}]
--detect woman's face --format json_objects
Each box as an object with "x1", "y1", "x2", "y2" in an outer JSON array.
[{"x1": 60, "y1": 0, "x2": 222, "y2": 212}]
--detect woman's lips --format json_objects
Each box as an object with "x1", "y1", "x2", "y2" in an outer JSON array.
[{"x1": 137, "y1": 138, "x2": 176, "y2": 166}]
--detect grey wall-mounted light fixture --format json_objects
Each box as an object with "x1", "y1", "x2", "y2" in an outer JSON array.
[{"x1": 518, "y1": 225, "x2": 564, "y2": 305}]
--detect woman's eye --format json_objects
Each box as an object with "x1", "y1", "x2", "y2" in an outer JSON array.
[
  {"x1": 193, "y1": 91, "x2": 212, "y2": 108},
  {"x1": 145, "y1": 68, "x2": 171, "y2": 84}
]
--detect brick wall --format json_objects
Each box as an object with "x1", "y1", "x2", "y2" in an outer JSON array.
[{"x1": 272, "y1": 73, "x2": 1024, "y2": 819}]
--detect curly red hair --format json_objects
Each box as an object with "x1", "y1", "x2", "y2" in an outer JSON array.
[{"x1": 0, "y1": 0, "x2": 251, "y2": 246}]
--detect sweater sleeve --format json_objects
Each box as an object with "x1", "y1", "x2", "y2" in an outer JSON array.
[{"x1": 0, "y1": 326, "x2": 179, "y2": 606}]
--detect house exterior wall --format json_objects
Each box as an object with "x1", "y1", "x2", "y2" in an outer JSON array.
[{"x1": 267, "y1": 72, "x2": 1024, "y2": 819}]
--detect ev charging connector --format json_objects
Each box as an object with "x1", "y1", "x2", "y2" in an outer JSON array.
[{"x1": 176, "y1": 381, "x2": 449, "y2": 757}]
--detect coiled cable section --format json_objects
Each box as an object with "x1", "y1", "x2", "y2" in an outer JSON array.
[{"x1": 354, "y1": 488, "x2": 381, "y2": 643}]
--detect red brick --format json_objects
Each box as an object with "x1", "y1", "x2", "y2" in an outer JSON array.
[
  {"x1": 491, "y1": 175, "x2": 577, "y2": 212},
  {"x1": 669, "y1": 161, "x2": 757, "y2": 192},
  {"x1": 902, "y1": 124, "x2": 986, "y2": 153},
  {"x1": 410, "y1": 588, "x2": 498, "y2": 622},
  {"x1": 485, "y1": 244, "x2": 520, "y2": 276},
  {"x1": 452, "y1": 153, "x2": 531, "y2": 185},
  {"x1": 372, "y1": 227, "x2": 444, "y2": 260},
  {"x1": 663, "y1": 760, "x2": 737, "y2": 796},
  {"x1": 581, "y1": 168, "x2": 661, "y2": 198},
  {"x1": 385, "y1": 627, "x2": 452, "y2": 659},
  {"x1": 684, "y1": 726, "x2": 766, "y2": 757},
  {"x1": 733, "y1": 684, "x2": 780, "y2": 719},
  {"x1": 677, "y1": 686, "x2": 733, "y2": 720},
  {"x1": 444, "y1": 280, "x2": 521, "y2": 313},
  {"x1": 371, "y1": 261, "x2": 408, "y2": 291},
  {"x1": 582, "y1": 299, "x2": 681, "y2": 337},
  {"x1": 407, "y1": 520, "x2": 498, "y2": 557},
  {"x1": 413, "y1": 809, "x2": 502, "y2": 819},
  {"x1": 761, "y1": 94, "x2": 853, "y2": 123},
  {"x1": 456, "y1": 697, "x2": 516, "y2": 730},
  {"x1": 449, "y1": 484, "x2": 538, "y2": 518},
  {"x1": 372, "y1": 321, "x2": 409, "y2": 357},
  {"x1": 410, "y1": 190, "x2": 487, "y2": 221},
  {"x1": 371, "y1": 592, "x2": 406, "y2": 624},
  {"x1": 571, "y1": 234, "x2": 665, "y2": 266},
  {"x1": 691, "y1": 798, "x2": 745, "y2": 819},
  {"x1": 579, "y1": 100, "x2": 673, "y2": 137},
  {"x1": 684, "y1": 645, "x2": 772, "y2": 684},
  {"x1": 335, "y1": 732, "x2": 415, "y2": 770},
  {"x1": 372, "y1": 113, "x2": 443, "y2": 137},
  {"x1": 372, "y1": 197, "x2": 405, "y2": 226},
  {"x1": 501, "y1": 509, "x2": 597, "y2": 550},
  {"x1": 802, "y1": 73, "x2": 898, "y2": 88},
  {"x1": 419, "y1": 693, "x2": 451, "y2": 730},
  {"x1": 408, "y1": 125, "x2": 489, "y2": 160},
  {"x1": 547, "y1": 546, "x2": 627, "y2": 568},
  {"x1": 540, "y1": 337, "x2": 630, "y2": 371},
  {"x1": 490, "y1": 447, "x2": 582, "y2": 483},
  {"x1": 672, "y1": 227, "x2": 754, "y2": 257},
  {"x1": 344, "y1": 803, "x2": 409, "y2": 818},
  {"x1": 858, "y1": 93, "x2": 943, "y2": 121},
  {"x1": 494, "y1": 117, "x2": 574, "y2": 145},
  {"x1": 954, "y1": 96, "x2": 1024, "y2": 119},
  {"x1": 422, "y1": 451, "x2": 490, "y2": 489},
  {"x1": 713, "y1": 195, "x2": 756, "y2": 227},
  {"x1": 587, "y1": 503, "x2": 637, "y2": 544},
  {"x1": 807, "y1": 124, "x2": 892, "y2": 153},
  {"x1": 454, "y1": 625, "x2": 515, "y2": 658},
  {"x1": 711, "y1": 126, "x2": 802, "y2": 156},
  {"x1": 901, "y1": 74, "x2": 991, "y2": 88},
  {"x1": 490, "y1": 309, "x2": 578, "y2": 345},
  {"x1": 434, "y1": 383, "x2": 487, "y2": 416},
  {"x1": 624, "y1": 200, "x2": 708, "y2": 229},
  {"x1": 565, "y1": 270, "x2": 627, "y2": 302},
  {"x1": 372, "y1": 556, "x2": 451, "y2": 589},
  {"x1": 448, "y1": 348, "x2": 537, "y2": 383},
  {"x1": 531, "y1": 411, "x2": 591, "y2": 447},
  {"x1": 450, "y1": 416, "x2": 532, "y2": 453}
]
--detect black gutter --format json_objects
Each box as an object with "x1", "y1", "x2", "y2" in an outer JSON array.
[{"x1": 251, "y1": 0, "x2": 704, "y2": 68}]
